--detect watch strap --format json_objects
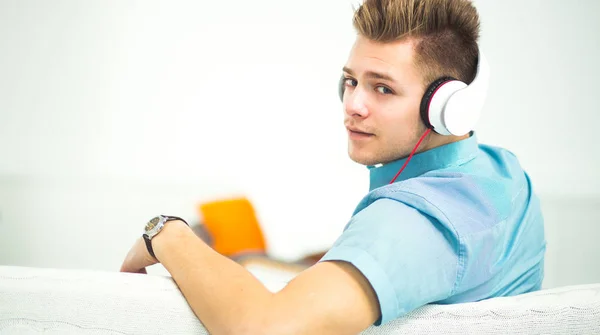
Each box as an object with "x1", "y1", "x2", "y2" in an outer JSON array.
[
  {"x1": 143, "y1": 234, "x2": 156, "y2": 259},
  {"x1": 163, "y1": 215, "x2": 189, "y2": 226},
  {"x1": 144, "y1": 215, "x2": 189, "y2": 260}
]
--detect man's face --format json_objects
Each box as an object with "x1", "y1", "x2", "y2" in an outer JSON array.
[{"x1": 342, "y1": 35, "x2": 427, "y2": 166}]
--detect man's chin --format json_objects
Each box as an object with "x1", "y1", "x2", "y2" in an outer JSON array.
[{"x1": 348, "y1": 151, "x2": 379, "y2": 166}]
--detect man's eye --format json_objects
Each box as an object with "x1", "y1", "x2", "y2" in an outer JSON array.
[
  {"x1": 344, "y1": 78, "x2": 357, "y2": 87},
  {"x1": 376, "y1": 86, "x2": 393, "y2": 94}
]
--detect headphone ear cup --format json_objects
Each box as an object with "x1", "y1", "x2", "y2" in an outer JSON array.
[
  {"x1": 338, "y1": 75, "x2": 346, "y2": 102},
  {"x1": 419, "y1": 77, "x2": 456, "y2": 131}
]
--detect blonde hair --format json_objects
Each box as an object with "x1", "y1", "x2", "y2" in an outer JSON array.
[{"x1": 352, "y1": 0, "x2": 480, "y2": 86}]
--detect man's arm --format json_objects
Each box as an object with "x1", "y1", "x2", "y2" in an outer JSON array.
[{"x1": 121, "y1": 220, "x2": 380, "y2": 335}]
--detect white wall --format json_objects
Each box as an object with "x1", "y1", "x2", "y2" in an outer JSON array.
[
  {"x1": 1, "y1": 0, "x2": 599, "y2": 288},
  {"x1": 473, "y1": 0, "x2": 600, "y2": 197}
]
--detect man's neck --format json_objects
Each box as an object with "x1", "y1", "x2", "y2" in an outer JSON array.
[{"x1": 419, "y1": 132, "x2": 471, "y2": 154}]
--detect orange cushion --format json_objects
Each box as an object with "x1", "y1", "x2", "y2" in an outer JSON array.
[{"x1": 198, "y1": 197, "x2": 267, "y2": 257}]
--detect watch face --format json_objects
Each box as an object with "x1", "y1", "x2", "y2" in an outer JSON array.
[{"x1": 145, "y1": 216, "x2": 161, "y2": 233}]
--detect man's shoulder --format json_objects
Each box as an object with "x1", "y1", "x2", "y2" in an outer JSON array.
[{"x1": 358, "y1": 164, "x2": 532, "y2": 234}]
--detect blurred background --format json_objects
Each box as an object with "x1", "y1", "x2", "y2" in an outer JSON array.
[{"x1": 0, "y1": 0, "x2": 598, "y2": 289}]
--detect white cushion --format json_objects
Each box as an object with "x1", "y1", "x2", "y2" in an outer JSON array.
[{"x1": 1, "y1": 265, "x2": 599, "y2": 334}]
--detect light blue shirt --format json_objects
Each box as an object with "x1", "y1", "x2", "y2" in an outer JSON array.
[{"x1": 320, "y1": 132, "x2": 546, "y2": 326}]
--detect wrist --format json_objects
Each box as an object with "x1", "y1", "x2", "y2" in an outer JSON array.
[{"x1": 152, "y1": 220, "x2": 192, "y2": 260}]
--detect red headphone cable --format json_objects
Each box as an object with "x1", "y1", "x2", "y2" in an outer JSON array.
[{"x1": 388, "y1": 128, "x2": 432, "y2": 184}]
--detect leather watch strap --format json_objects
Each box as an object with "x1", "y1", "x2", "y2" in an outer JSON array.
[
  {"x1": 143, "y1": 234, "x2": 157, "y2": 259},
  {"x1": 144, "y1": 215, "x2": 189, "y2": 260}
]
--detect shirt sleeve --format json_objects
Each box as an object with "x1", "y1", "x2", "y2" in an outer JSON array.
[{"x1": 319, "y1": 198, "x2": 460, "y2": 326}]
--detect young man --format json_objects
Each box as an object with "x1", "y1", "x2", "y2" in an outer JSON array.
[{"x1": 120, "y1": 0, "x2": 546, "y2": 333}]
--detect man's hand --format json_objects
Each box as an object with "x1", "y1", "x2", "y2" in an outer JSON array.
[{"x1": 120, "y1": 235, "x2": 158, "y2": 274}]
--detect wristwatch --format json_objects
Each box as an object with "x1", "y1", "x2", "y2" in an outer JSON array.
[{"x1": 143, "y1": 215, "x2": 189, "y2": 259}]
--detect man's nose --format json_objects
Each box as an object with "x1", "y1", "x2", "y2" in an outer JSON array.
[{"x1": 344, "y1": 88, "x2": 369, "y2": 118}]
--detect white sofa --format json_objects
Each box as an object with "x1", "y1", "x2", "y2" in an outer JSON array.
[{"x1": 1, "y1": 265, "x2": 600, "y2": 335}]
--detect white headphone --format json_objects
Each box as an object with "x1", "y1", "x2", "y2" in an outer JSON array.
[{"x1": 339, "y1": 47, "x2": 490, "y2": 136}]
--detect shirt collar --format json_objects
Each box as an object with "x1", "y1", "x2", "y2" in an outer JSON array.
[{"x1": 368, "y1": 132, "x2": 479, "y2": 191}]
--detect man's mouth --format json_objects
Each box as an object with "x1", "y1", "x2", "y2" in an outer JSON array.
[{"x1": 346, "y1": 127, "x2": 375, "y2": 139}]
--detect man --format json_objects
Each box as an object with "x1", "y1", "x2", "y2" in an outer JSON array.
[{"x1": 120, "y1": 0, "x2": 546, "y2": 333}]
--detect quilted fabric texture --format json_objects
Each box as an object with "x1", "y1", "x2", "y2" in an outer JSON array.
[{"x1": 1, "y1": 265, "x2": 599, "y2": 334}]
